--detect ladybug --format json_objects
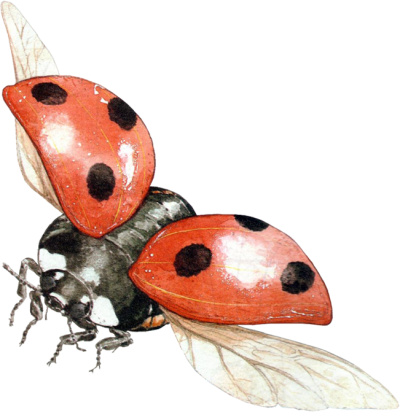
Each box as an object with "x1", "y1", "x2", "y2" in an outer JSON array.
[
  {"x1": 130, "y1": 214, "x2": 332, "y2": 325},
  {"x1": 1, "y1": 2, "x2": 397, "y2": 410},
  {"x1": 3, "y1": 76, "x2": 155, "y2": 238}
]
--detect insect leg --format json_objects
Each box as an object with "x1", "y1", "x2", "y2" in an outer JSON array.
[
  {"x1": 9, "y1": 271, "x2": 27, "y2": 327},
  {"x1": 5, "y1": 258, "x2": 42, "y2": 326},
  {"x1": 20, "y1": 290, "x2": 43, "y2": 345},
  {"x1": 47, "y1": 328, "x2": 98, "y2": 366},
  {"x1": 89, "y1": 329, "x2": 133, "y2": 372}
]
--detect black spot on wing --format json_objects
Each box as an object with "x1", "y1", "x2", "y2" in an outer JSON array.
[
  {"x1": 280, "y1": 262, "x2": 315, "y2": 294},
  {"x1": 86, "y1": 163, "x2": 116, "y2": 201},
  {"x1": 174, "y1": 244, "x2": 212, "y2": 277},
  {"x1": 31, "y1": 82, "x2": 67, "y2": 105},
  {"x1": 234, "y1": 215, "x2": 269, "y2": 232},
  {"x1": 108, "y1": 97, "x2": 137, "y2": 130}
]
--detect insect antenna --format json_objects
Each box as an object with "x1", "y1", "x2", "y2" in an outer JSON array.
[
  {"x1": 1, "y1": 258, "x2": 48, "y2": 346},
  {"x1": 3, "y1": 262, "x2": 42, "y2": 326}
]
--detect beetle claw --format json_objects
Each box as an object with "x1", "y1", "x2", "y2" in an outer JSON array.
[
  {"x1": 88, "y1": 353, "x2": 101, "y2": 374},
  {"x1": 18, "y1": 336, "x2": 27, "y2": 346},
  {"x1": 47, "y1": 359, "x2": 56, "y2": 366},
  {"x1": 76, "y1": 345, "x2": 86, "y2": 352}
]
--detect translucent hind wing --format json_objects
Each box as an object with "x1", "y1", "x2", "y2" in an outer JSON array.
[
  {"x1": 2, "y1": 2, "x2": 61, "y2": 210},
  {"x1": 2, "y1": 2, "x2": 59, "y2": 81},
  {"x1": 164, "y1": 309, "x2": 398, "y2": 410}
]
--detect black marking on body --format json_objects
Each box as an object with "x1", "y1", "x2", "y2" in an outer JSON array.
[
  {"x1": 117, "y1": 290, "x2": 158, "y2": 331},
  {"x1": 108, "y1": 97, "x2": 137, "y2": 130},
  {"x1": 31, "y1": 82, "x2": 67, "y2": 105},
  {"x1": 174, "y1": 244, "x2": 212, "y2": 277},
  {"x1": 104, "y1": 186, "x2": 197, "y2": 263},
  {"x1": 234, "y1": 215, "x2": 269, "y2": 232},
  {"x1": 280, "y1": 262, "x2": 315, "y2": 294},
  {"x1": 39, "y1": 231, "x2": 82, "y2": 254},
  {"x1": 86, "y1": 163, "x2": 116, "y2": 201}
]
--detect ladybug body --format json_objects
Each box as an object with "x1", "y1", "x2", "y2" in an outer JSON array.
[
  {"x1": 1, "y1": 5, "x2": 398, "y2": 409},
  {"x1": 3, "y1": 76, "x2": 155, "y2": 238},
  {"x1": 129, "y1": 215, "x2": 332, "y2": 325},
  {"x1": 37, "y1": 187, "x2": 195, "y2": 332}
]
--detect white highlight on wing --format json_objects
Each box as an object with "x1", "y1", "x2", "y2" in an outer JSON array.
[
  {"x1": 216, "y1": 234, "x2": 274, "y2": 288},
  {"x1": 118, "y1": 143, "x2": 137, "y2": 187},
  {"x1": 164, "y1": 309, "x2": 398, "y2": 410},
  {"x1": 1, "y1": 2, "x2": 61, "y2": 211},
  {"x1": 42, "y1": 115, "x2": 77, "y2": 153}
]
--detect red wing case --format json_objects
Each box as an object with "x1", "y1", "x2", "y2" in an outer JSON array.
[
  {"x1": 129, "y1": 215, "x2": 332, "y2": 325},
  {"x1": 3, "y1": 76, "x2": 155, "y2": 237}
]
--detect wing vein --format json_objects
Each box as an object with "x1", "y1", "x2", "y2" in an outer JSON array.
[
  {"x1": 168, "y1": 313, "x2": 320, "y2": 396},
  {"x1": 216, "y1": 345, "x2": 252, "y2": 402},
  {"x1": 163, "y1": 303, "x2": 398, "y2": 409},
  {"x1": 298, "y1": 351, "x2": 386, "y2": 393}
]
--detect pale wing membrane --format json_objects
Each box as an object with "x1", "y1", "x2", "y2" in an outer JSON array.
[
  {"x1": 2, "y1": 2, "x2": 61, "y2": 210},
  {"x1": 164, "y1": 309, "x2": 398, "y2": 410}
]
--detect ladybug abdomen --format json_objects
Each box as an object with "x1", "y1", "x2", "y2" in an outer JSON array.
[
  {"x1": 3, "y1": 76, "x2": 155, "y2": 238},
  {"x1": 129, "y1": 215, "x2": 332, "y2": 325}
]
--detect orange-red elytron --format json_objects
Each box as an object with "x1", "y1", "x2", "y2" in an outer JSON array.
[
  {"x1": 129, "y1": 215, "x2": 332, "y2": 325},
  {"x1": 3, "y1": 76, "x2": 155, "y2": 238}
]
